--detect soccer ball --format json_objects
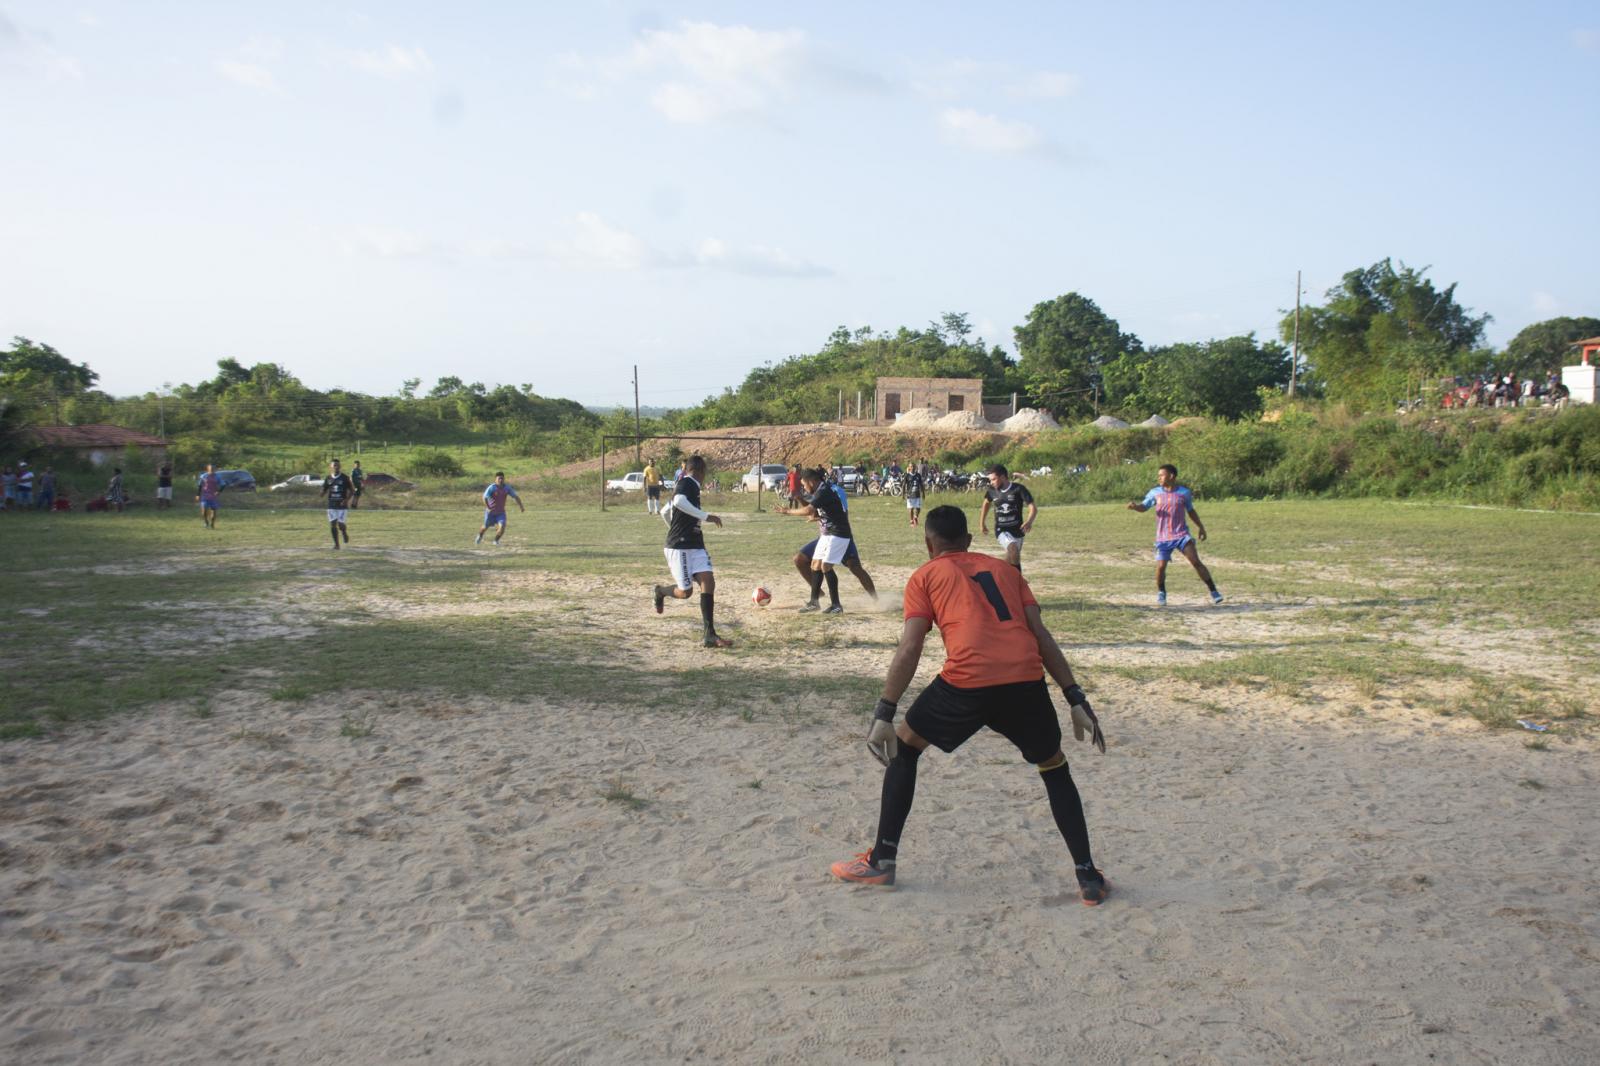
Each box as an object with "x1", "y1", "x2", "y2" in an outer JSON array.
[{"x1": 752, "y1": 586, "x2": 772, "y2": 606}]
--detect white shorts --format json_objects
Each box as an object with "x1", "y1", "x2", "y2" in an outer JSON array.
[
  {"x1": 813, "y1": 534, "x2": 851, "y2": 565},
  {"x1": 156, "y1": 487, "x2": 173, "y2": 500},
  {"x1": 327, "y1": 508, "x2": 348, "y2": 523},
  {"x1": 905, "y1": 496, "x2": 922, "y2": 508},
  {"x1": 997, "y1": 530, "x2": 1024, "y2": 550},
  {"x1": 665, "y1": 547, "x2": 712, "y2": 591}
]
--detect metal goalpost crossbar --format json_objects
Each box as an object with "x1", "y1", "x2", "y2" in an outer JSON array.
[{"x1": 599, "y1": 434, "x2": 770, "y2": 512}]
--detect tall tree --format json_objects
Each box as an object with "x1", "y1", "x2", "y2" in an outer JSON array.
[
  {"x1": 1281, "y1": 259, "x2": 1489, "y2": 410},
  {"x1": 1502, "y1": 316, "x2": 1600, "y2": 378},
  {"x1": 1104, "y1": 335, "x2": 1290, "y2": 421},
  {"x1": 0, "y1": 337, "x2": 98, "y2": 395},
  {"x1": 1014, "y1": 294, "x2": 1141, "y2": 417}
]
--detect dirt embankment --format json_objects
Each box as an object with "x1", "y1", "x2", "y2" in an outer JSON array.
[{"x1": 548, "y1": 422, "x2": 1037, "y2": 479}]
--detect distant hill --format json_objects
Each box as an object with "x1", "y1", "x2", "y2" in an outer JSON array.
[{"x1": 585, "y1": 404, "x2": 676, "y2": 418}]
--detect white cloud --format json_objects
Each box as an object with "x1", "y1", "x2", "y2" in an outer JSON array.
[
  {"x1": 216, "y1": 36, "x2": 283, "y2": 94},
  {"x1": 695, "y1": 237, "x2": 831, "y2": 278},
  {"x1": 1008, "y1": 70, "x2": 1079, "y2": 99},
  {"x1": 345, "y1": 44, "x2": 433, "y2": 78},
  {"x1": 939, "y1": 108, "x2": 1042, "y2": 154},
  {"x1": 557, "y1": 20, "x2": 879, "y2": 124},
  {"x1": 548, "y1": 212, "x2": 658, "y2": 270},
  {"x1": 0, "y1": 10, "x2": 84, "y2": 79},
  {"x1": 1531, "y1": 291, "x2": 1560, "y2": 314}
]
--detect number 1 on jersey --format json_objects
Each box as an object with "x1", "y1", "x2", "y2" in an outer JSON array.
[{"x1": 970, "y1": 571, "x2": 1012, "y2": 620}]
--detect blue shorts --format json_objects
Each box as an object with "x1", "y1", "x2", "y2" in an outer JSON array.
[
  {"x1": 800, "y1": 537, "x2": 858, "y2": 564},
  {"x1": 484, "y1": 510, "x2": 507, "y2": 526},
  {"x1": 1155, "y1": 535, "x2": 1193, "y2": 561},
  {"x1": 201, "y1": 497, "x2": 220, "y2": 509}
]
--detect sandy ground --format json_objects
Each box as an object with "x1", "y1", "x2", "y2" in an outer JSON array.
[{"x1": 3, "y1": 683, "x2": 1596, "y2": 1065}]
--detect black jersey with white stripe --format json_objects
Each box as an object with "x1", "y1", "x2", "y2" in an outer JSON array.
[
  {"x1": 809, "y1": 483, "x2": 853, "y2": 539},
  {"x1": 664, "y1": 476, "x2": 706, "y2": 550},
  {"x1": 985, "y1": 481, "x2": 1033, "y2": 532}
]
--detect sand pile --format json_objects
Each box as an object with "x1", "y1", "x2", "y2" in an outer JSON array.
[
  {"x1": 1139, "y1": 414, "x2": 1170, "y2": 427},
  {"x1": 935, "y1": 410, "x2": 995, "y2": 431},
  {"x1": 1092, "y1": 415, "x2": 1131, "y2": 430},
  {"x1": 1000, "y1": 408, "x2": 1059, "y2": 431},
  {"x1": 893, "y1": 408, "x2": 943, "y2": 428}
]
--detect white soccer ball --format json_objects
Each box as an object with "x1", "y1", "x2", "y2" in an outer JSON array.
[{"x1": 752, "y1": 586, "x2": 772, "y2": 606}]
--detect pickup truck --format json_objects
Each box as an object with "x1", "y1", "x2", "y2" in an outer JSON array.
[{"x1": 606, "y1": 472, "x2": 646, "y2": 493}]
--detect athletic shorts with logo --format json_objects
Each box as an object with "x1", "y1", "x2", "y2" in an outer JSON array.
[
  {"x1": 1154, "y1": 535, "x2": 1193, "y2": 561},
  {"x1": 905, "y1": 675, "x2": 1062, "y2": 764},
  {"x1": 327, "y1": 508, "x2": 348, "y2": 523},
  {"x1": 664, "y1": 547, "x2": 713, "y2": 591},
  {"x1": 812, "y1": 534, "x2": 852, "y2": 565},
  {"x1": 996, "y1": 530, "x2": 1024, "y2": 549}
]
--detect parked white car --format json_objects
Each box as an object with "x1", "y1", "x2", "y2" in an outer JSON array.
[
  {"x1": 606, "y1": 471, "x2": 646, "y2": 493},
  {"x1": 740, "y1": 463, "x2": 789, "y2": 493},
  {"x1": 269, "y1": 474, "x2": 322, "y2": 492}
]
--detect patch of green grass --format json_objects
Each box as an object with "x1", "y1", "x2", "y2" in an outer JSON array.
[
  {"x1": 232, "y1": 729, "x2": 289, "y2": 749},
  {"x1": 602, "y1": 782, "x2": 651, "y2": 810},
  {"x1": 1518, "y1": 778, "x2": 1546, "y2": 790},
  {"x1": 744, "y1": 780, "x2": 763, "y2": 790},
  {"x1": 271, "y1": 683, "x2": 314, "y2": 702},
  {"x1": 339, "y1": 714, "x2": 375, "y2": 738}
]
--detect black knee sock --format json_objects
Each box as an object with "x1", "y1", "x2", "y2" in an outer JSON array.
[
  {"x1": 1202, "y1": 575, "x2": 1217, "y2": 592},
  {"x1": 824, "y1": 569, "x2": 840, "y2": 606},
  {"x1": 1040, "y1": 763, "x2": 1094, "y2": 869},
  {"x1": 700, "y1": 592, "x2": 715, "y2": 634},
  {"x1": 330, "y1": 523, "x2": 340, "y2": 546},
  {"x1": 806, "y1": 569, "x2": 823, "y2": 603},
  {"x1": 1157, "y1": 575, "x2": 1167, "y2": 593},
  {"x1": 869, "y1": 745, "x2": 922, "y2": 867}
]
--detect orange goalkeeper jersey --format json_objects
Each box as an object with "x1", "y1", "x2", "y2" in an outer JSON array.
[{"x1": 903, "y1": 551, "x2": 1043, "y2": 687}]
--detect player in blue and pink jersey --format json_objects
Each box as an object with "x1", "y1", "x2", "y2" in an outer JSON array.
[
  {"x1": 476, "y1": 472, "x2": 525, "y2": 546},
  {"x1": 1127, "y1": 464, "x2": 1222, "y2": 606}
]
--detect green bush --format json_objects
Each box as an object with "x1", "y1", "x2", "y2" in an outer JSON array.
[{"x1": 403, "y1": 449, "x2": 465, "y2": 479}]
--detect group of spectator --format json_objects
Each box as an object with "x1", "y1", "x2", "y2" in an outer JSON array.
[
  {"x1": 0, "y1": 462, "x2": 58, "y2": 511},
  {"x1": 1455, "y1": 372, "x2": 1571, "y2": 408}
]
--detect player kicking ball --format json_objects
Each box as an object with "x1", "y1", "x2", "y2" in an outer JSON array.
[
  {"x1": 776, "y1": 467, "x2": 854, "y2": 614},
  {"x1": 476, "y1": 472, "x2": 524, "y2": 545},
  {"x1": 320, "y1": 459, "x2": 353, "y2": 549},
  {"x1": 1127, "y1": 463, "x2": 1222, "y2": 606},
  {"x1": 651, "y1": 455, "x2": 732, "y2": 649},
  {"x1": 829, "y1": 505, "x2": 1109, "y2": 905}
]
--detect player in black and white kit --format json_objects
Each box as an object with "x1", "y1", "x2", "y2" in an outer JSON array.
[
  {"x1": 651, "y1": 455, "x2": 732, "y2": 648},
  {"x1": 777, "y1": 467, "x2": 856, "y2": 614},
  {"x1": 320, "y1": 459, "x2": 354, "y2": 549},
  {"x1": 979, "y1": 463, "x2": 1036, "y2": 572},
  {"x1": 904, "y1": 467, "x2": 924, "y2": 526}
]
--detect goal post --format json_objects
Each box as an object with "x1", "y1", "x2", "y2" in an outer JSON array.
[{"x1": 599, "y1": 433, "x2": 769, "y2": 512}]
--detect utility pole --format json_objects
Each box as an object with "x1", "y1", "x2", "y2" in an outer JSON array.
[
  {"x1": 633, "y1": 365, "x2": 641, "y2": 466},
  {"x1": 158, "y1": 383, "x2": 167, "y2": 439},
  {"x1": 1289, "y1": 270, "x2": 1301, "y2": 398}
]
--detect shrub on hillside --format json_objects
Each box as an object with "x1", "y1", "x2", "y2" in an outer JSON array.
[{"x1": 403, "y1": 449, "x2": 465, "y2": 479}]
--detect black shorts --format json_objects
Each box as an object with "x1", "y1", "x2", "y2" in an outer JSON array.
[
  {"x1": 647, "y1": 485, "x2": 661, "y2": 499},
  {"x1": 904, "y1": 675, "x2": 1062, "y2": 764}
]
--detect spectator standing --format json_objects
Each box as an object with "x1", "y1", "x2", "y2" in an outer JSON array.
[
  {"x1": 785, "y1": 464, "x2": 803, "y2": 508},
  {"x1": 106, "y1": 468, "x2": 125, "y2": 513},
  {"x1": 16, "y1": 462, "x2": 33, "y2": 507},
  {"x1": 156, "y1": 463, "x2": 173, "y2": 509},
  {"x1": 2, "y1": 465, "x2": 14, "y2": 509},
  {"x1": 35, "y1": 468, "x2": 56, "y2": 510},
  {"x1": 350, "y1": 461, "x2": 365, "y2": 509}
]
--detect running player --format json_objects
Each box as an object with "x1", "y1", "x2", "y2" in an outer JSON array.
[
  {"x1": 828, "y1": 504, "x2": 1108, "y2": 903},
  {"x1": 643, "y1": 458, "x2": 663, "y2": 515},
  {"x1": 904, "y1": 465, "x2": 924, "y2": 526},
  {"x1": 196, "y1": 463, "x2": 222, "y2": 529},
  {"x1": 978, "y1": 463, "x2": 1035, "y2": 571},
  {"x1": 476, "y1": 472, "x2": 525, "y2": 545},
  {"x1": 652, "y1": 455, "x2": 732, "y2": 648},
  {"x1": 320, "y1": 459, "x2": 354, "y2": 549},
  {"x1": 1127, "y1": 463, "x2": 1222, "y2": 605},
  {"x1": 776, "y1": 467, "x2": 854, "y2": 614}
]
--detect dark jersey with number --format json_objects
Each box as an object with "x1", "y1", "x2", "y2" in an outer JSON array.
[
  {"x1": 665, "y1": 476, "x2": 706, "y2": 550},
  {"x1": 809, "y1": 482, "x2": 853, "y2": 539},
  {"x1": 985, "y1": 481, "x2": 1033, "y2": 533},
  {"x1": 323, "y1": 473, "x2": 353, "y2": 506}
]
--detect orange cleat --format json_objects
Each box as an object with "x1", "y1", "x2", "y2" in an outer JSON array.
[{"x1": 830, "y1": 851, "x2": 895, "y2": 886}]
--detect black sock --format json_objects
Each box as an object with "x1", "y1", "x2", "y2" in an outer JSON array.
[
  {"x1": 1157, "y1": 578, "x2": 1167, "y2": 593},
  {"x1": 1040, "y1": 762, "x2": 1093, "y2": 868},
  {"x1": 700, "y1": 592, "x2": 715, "y2": 634},
  {"x1": 824, "y1": 569, "x2": 840, "y2": 606},
  {"x1": 1203, "y1": 577, "x2": 1217, "y2": 592},
  {"x1": 330, "y1": 523, "x2": 340, "y2": 546},
  {"x1": 806, "y1": 569, "x2": 823, "y2": 603},
  {"x1": 869, "y1": 745, "x2": 922, "y2": 867}
]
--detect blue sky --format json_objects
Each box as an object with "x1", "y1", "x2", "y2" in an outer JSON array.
[{"x1": 2, "y1": 2, "x2": 1596, "y2": 407}]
